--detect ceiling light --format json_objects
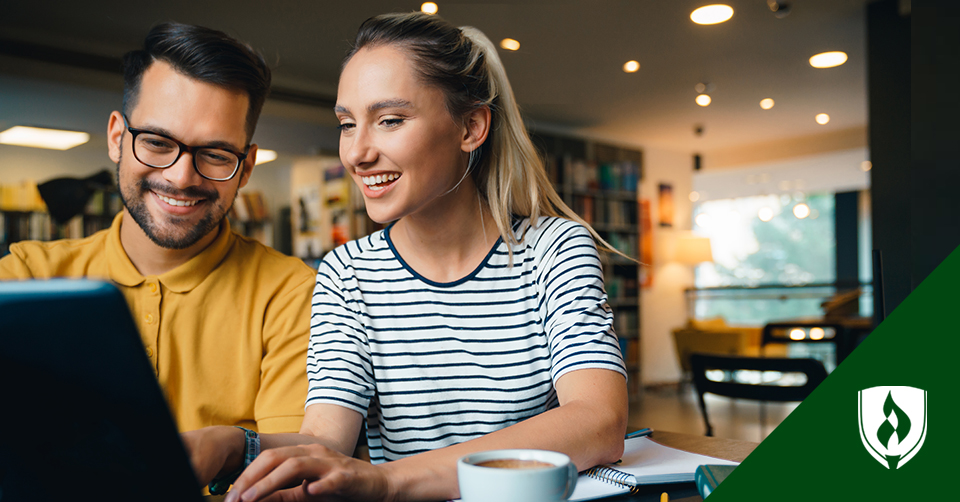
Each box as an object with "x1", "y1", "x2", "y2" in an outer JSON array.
[
  {"x1": 760, "y1": 98, "x2": 775, "y2": 110},
  {"x1": 255, "y1": 149, "x2": 278, "y2": 165},
  {"x1": 695, "y1": 94, "x2": 712, "y2": 106},
  {"x1": 691, "y1": 5, "x2": 734, "y2": 25},
  {"x1": 420, "y1": 2, "x2": 438, "y2": 14},
  {"x1": 789, "y1": 328, "x2": 806, "y2": 340},
  {"x1": 689, "y1": 191, "x2": 700, "y2": 202},
  {"x1": 860, "y1": 160, "x2": 872, "y2": 172},
  {"x1": 815, "y1": 113, "x2": 830, "y2": 125},
  {"x1": 500, "y1": 38, "x2": 520, "y2": 51},
  {"x1": 793, "y1": 203, "x2": 810, "y2": 219},
  {"x1": 0, "y1": 126, "x2": 90, "y2": 150},
  {"x1": 758, "y1": 207, "x2": 774, "y2": 222},
  {"x1": 623, "y1": 60, "x2": 640, "y2": 73},
  {"x1": 809, "y1": 51, "x2": 848, "y2": 68},
  {"x1": 809, "y1": 327, "x2": 825, "y2": 340}
]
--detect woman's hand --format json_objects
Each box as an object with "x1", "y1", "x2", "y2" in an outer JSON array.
[
  {"x1": 223, "y1": 444, "x2": 391, "y2": 502},
  {"x1": 180, "y1": 426, "x2": 246, "y2": 487}
]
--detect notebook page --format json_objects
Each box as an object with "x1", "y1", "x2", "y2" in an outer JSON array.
[{"x1": 569, "y1": 437, "x2": 739, "y2": 501}]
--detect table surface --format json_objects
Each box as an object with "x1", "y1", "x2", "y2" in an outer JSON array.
[
  {"x1": 649, "y1": 430, "x2": 757, "y2": 463},
  {"x1": 205, "y1": 431, "x2": 758, "y2": 502}
]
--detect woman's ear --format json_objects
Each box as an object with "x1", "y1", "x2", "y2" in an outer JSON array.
[{"x1": 461, "y1": 105, "x2": 491, "y2": 153}]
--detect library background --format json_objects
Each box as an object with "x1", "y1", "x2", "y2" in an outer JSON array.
[{"x1": 0, "y1": 132, "x2": 647, "y2": 397}]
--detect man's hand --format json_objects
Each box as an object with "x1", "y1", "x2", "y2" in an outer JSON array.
[
  {"x1": 181, "y1": 426, "x2": 246, "y2": 487},
  {"x1": 223, "y1": 444, "x2": 391, "y2": 502}
]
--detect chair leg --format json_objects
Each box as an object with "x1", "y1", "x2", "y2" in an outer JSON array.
[
  {"x1": 696, "y1": 392, "x2": 713, "y2": 436},
  {"x1": 758, "y1": 401, "x2": 766, "y2": 440}
]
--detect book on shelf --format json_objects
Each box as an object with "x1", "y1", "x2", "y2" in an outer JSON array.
[
  {"x1": 246, "y1": 191, "x2": 269, "y2": 221},
  {"x1": 569, "y1": 436, "x2": 739, "y2": 501}
]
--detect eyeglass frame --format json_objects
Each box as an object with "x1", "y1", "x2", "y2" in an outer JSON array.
[{"x1": 121, "y1": 114, "x2": 250, "y2": 182}]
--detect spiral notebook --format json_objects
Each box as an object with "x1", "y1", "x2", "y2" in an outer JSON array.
[{"x1": 569, "y1": 437, "x2": 739, "y2": 501}]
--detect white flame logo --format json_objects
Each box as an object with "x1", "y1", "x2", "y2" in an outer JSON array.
[{"x1": 858, "y1": 386, "x2": 927, "y2": 469}]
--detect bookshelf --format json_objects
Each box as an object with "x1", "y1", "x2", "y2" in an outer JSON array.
[
  {"x1": 531, "y1": 131, "x2": 644, "y2": 398},
  {"x1": 0, "y1": 181, "x2": 121, "y2": 256},
  {"x1": 229, "y1": 190, "x2": 274, "y2": 248}
]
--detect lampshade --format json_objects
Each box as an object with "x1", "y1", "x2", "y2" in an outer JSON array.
[
  {"x1": 37, "y1": 169, "x2": 114, "y2": 224},
  {"x1": 674, "y1": 235, "x2": 713, "y2": 264}
]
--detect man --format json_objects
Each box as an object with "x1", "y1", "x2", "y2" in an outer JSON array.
[{"x1": 0, "y1": 23, "x2": 316, "y2": 436}]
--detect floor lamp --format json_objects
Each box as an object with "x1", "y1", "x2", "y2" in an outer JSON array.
[{"x1": 675, "y1": 234, "x2": 714, "y2": 321}]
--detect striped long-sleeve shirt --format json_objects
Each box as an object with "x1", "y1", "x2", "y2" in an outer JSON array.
[{"x1": 306, "y1": 216, "x2": 626, "y2": 463}]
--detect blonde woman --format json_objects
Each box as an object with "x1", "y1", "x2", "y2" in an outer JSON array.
[{"x1": 188, "y1": 12, "x2": 628, "y2": 502}]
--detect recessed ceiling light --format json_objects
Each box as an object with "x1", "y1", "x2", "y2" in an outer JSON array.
[
  {"x1": 0, "y1": 126, "x2": 90, "y2": 150},
  {"x1": 500, "y1": 38, "x2": 520, "y2": 51},
  {"x1": 793, "y1": 203, "x2": 811, "y2": 219},
  {"x1": 421, "y1": 2, "x2": 438, "y2": 14},
  {"x1": 860, "y1": 160, "x2": 872, "y2": 172},
  {"x1": 809, "y1": 51, "x2": 848, "y2": 68},
  {"x1": 760, "y1": 98, "x2": 775, "y2": 110},
  {"x1": 691, "y1": 5, "x2": 734, "y2": 25},
  {"x1": 815, "y1": 113, "x2": 830, "y2": 125},
  {"x1": 695, "y1": 94, "x2": 712, "y2": 106},
  {"x1": 689, "y1": 191, "x2": 701, "y2": 202},
  {"x1": 623, "y1": 60, "x2": 640, "y2": 73},
  {"x1": 255, "y1": 149, "x2": 278, "y2": 165}
]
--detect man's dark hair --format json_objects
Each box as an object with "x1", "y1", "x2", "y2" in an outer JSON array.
[{"x1": 121, "y1": 22, "x2": 271, "y2": 142}]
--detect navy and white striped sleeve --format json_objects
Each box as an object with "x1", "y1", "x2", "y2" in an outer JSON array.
[
  {"x1": 536, "y1": 220, "x2": 627, "y2": 382},
  {"x1": 305, "y1": 247, "x2": 376, "y2": 417}
]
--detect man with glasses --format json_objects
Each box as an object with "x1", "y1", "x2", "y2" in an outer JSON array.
[{"x1": 0, "y1": 23, "x2": 316, "y2": 441}]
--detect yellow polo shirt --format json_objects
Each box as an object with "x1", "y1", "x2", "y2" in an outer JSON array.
[{"x1": 0, "y1": 213, "x2": 316, "y2": 433}]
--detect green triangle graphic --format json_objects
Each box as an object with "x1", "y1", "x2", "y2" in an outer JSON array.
[{"x1": 706, "y1": 247, "x2": 959, "y2": 500}]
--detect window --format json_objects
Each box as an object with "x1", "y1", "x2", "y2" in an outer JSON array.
[{"x1": 692, "y1": 193, "x2": 836, "y2": 325}]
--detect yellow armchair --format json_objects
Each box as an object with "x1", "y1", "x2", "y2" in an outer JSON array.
[{"x1": 672, "y1": 318, "x2": 783, "y2": 379}]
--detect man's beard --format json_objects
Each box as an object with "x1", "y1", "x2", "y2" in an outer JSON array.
[{"x1": 116, "y1": 155, "x2": 232, "y2": 250}]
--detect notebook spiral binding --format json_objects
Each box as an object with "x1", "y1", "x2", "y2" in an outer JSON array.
[{"x1": 584, "y1": 466, "x2": 641, "y2": 494}]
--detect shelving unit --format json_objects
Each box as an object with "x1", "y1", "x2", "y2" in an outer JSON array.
[
  {"x1": 531, "y1": 131, "x2": 644, "y2": 399},
  {"x1": 1, "y1": 188, "x2": 121, "y2": 256},
  {"x1": 229, "y1": 190, "x2": 274, "y2": 248}
]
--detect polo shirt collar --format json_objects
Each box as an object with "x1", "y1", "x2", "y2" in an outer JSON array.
[{"x1": 106, "y1": 212, "x2": 236, "y2": 293}]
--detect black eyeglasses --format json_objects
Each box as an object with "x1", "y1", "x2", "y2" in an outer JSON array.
[{"x1": 122, "y1": 115, "x2": 249, "y2": 181}]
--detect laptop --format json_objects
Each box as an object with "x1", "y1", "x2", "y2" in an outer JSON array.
[{"x1": 0, "y1": 279, "x2": 204, "y2": 502}]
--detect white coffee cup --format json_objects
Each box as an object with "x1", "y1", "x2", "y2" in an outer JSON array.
[{"x1": 457, "y1": 449, "x2": 578, "y2": 502}]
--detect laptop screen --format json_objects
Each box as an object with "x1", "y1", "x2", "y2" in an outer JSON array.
[{"x1": 0, "y1": 279, "x2": 204, "y2": 502}]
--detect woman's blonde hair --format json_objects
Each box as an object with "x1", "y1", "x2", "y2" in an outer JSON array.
[{"x1": 345, "y1": 12, "x2": 619, "y2": 257}]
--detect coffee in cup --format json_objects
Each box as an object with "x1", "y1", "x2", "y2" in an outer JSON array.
[
  {"x1": 475, "y1": 459, "x2": 556, "y2": 469},
  {"x1": 458, "y1": 449, "x2": 577, "y2": 502}
]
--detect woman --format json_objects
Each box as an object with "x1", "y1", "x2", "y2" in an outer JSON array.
[{"x1": 188, "y1": 12, "x2": 628, "y2": 502}]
